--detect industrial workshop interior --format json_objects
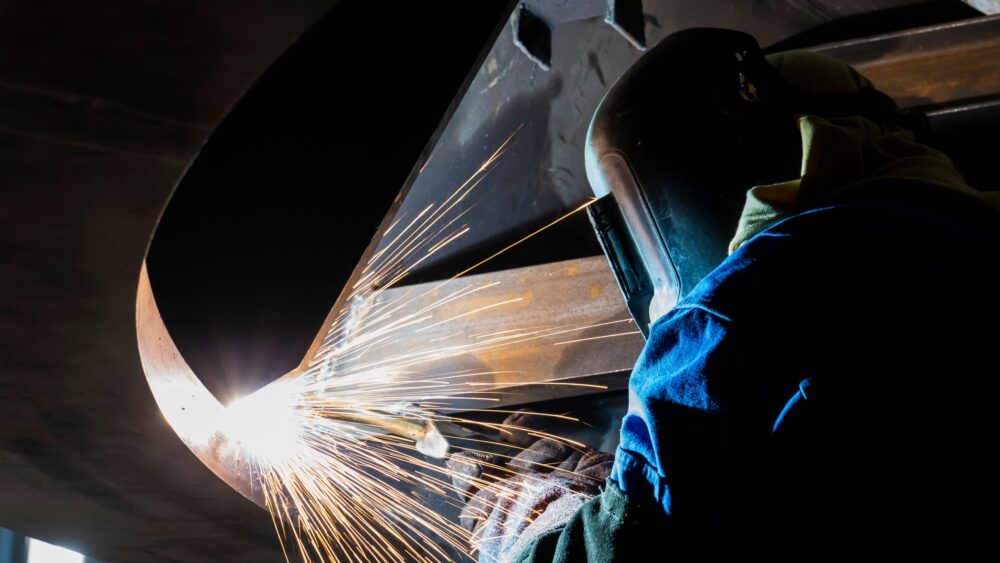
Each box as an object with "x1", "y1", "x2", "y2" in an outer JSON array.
[{"x1": 3, "y1": 0, "x2": 1000, "y2": 561}]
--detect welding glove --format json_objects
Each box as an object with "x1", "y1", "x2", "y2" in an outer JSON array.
[{"x1": 446, "y1": 412, "x2": 613, "y2": 563}]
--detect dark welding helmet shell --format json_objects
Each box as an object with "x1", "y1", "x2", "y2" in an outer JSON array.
[{"x1": 586, "y1": 28, "x2": 802, "y2": 332}]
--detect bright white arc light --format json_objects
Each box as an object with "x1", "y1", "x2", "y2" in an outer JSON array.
[
  {"x1": 27, "y1": 538, "x2": 84, "y2": 563},
  {"x1": 137, "y1": 264, "x2": 305, "y2": 503},
  {"x1": 222, "y1": 381, "x2": 306, "y2": 465}
]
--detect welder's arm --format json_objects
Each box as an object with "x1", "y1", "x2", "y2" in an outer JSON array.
[
  {"x1": 447, "y1": 422, "x2": 614, "y2": 563},
  {"x1": 611, "y1": 305, "x2": 785, "y2": 520},
  {"x1": 459, "y1": 445, "x2": 613, "y2": 563},
  {"x1": 499, "y1": 304, "x2": 797, "y2": 562}
]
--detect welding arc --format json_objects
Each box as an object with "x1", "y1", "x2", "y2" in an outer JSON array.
[{"x1": 228, "y1": 129, "x2": 620, "y2": 563}]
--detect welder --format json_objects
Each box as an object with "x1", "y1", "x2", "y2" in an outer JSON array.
[{"x1": 451, "y1": 28, "x2": 1000, "y2": 561}]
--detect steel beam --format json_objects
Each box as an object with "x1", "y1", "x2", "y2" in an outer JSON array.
[
  {"x1": 815, "y1": 15, "x2": 1000, "y2": 109},
  {"x1": 302, "y1": 256, "x2": 645, "y2": 410}
]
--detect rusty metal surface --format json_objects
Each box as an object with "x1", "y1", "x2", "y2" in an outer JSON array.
[
  {"x1": 815, "y1": 14, "x2": 1000, "y2": 108},
  {"x1": 303, "y1": 256, "x2": 644, "y2": 410}
]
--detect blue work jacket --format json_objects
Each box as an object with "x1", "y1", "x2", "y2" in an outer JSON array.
[{"x1": 517, "y1": 184, "x2": 1000, "y2": 561}]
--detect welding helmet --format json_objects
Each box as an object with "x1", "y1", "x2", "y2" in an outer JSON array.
[{"x1": 586, "y1": 28, "x2": 897, "y2": 335}]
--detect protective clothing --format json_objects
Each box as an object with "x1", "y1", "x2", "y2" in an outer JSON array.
[
  {"x1": 448, "y1": 412, "x2": 614, "y2": 563},
  {"x1": 585, "y1": 30, "x2": 900, "y2": 333},
  {"x1": 480, "y1": 43, "x2": 1000, "y2": 562},
  {"x1": 730, "y1": 51, "x2": 1000, "y2": 251},
  {"x1": 511, "y1": 165, "x2": 1000, "y2": 562},
  {"x1": 458, "y1": 444, "x2": 613, "y2": 563}
]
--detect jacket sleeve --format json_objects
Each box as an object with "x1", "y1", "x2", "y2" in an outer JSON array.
[
  {"x1": 611, "y1": 304, "x2": 796, "y2": 520},
  {"x1": 509, "y1": 136, "x2": 1000, "y2": 561},
  {"x1": 511, "y1": 301, "x2": 805, "y2": 562},
  {"x1": 513, "y1": 478, "x2": 671, "y2": 563}
]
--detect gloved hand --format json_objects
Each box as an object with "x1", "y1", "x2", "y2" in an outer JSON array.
[{"x1": 446, "y1": 412, "x2": 613, "y2": 563}]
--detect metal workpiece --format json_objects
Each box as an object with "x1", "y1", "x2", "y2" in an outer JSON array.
[
  {"x1": 513, "y1": 3, "x2": 554, "y2": 69},
  {"x1": 512, "y1": 0, "x2": 646, "y2": 68},
  {"x1": 138, "y1": 252, "x2": 642, "y2": 509},
  {"x1": 813, "y1": 15, "x2": 1000, "y2": 109},
  {"x1": 138, "y1": 249, "x2": 637, "y2": 562},
  {"x1": 136, "y1": 264, "x2": 267, "y2": 508},
  {"x1": 305, "y1": 256, "x2": 644, "y2": 410}
]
